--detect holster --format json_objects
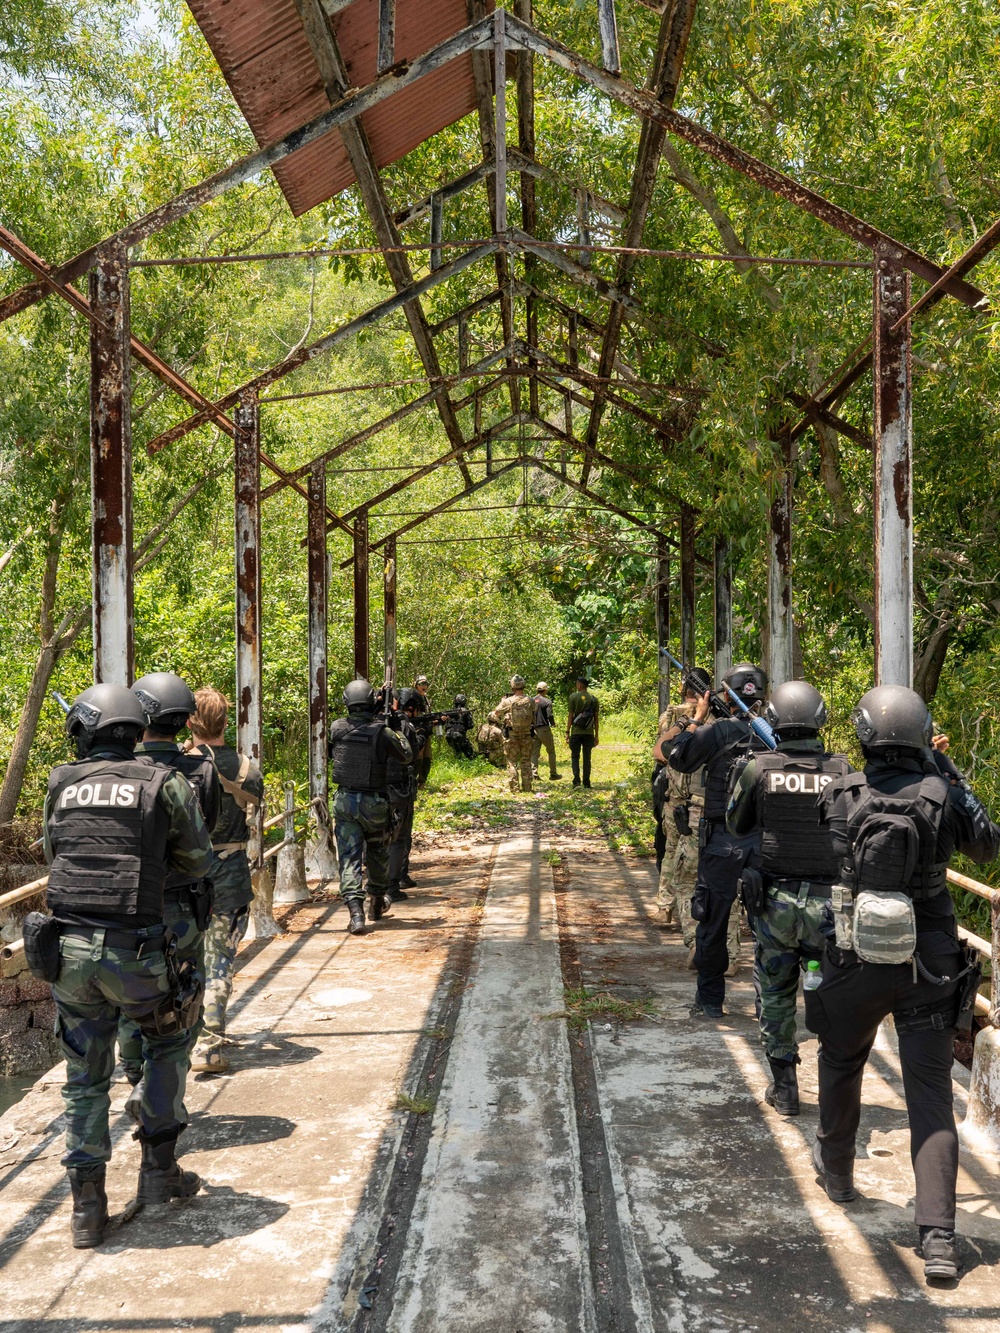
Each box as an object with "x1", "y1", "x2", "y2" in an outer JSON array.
[
  {"x1": 698, "y1": 817, "x2": 709, "y2": 851},
  {"x1": 22, "y1": 912, "x2": 61, "y2": 983},
  {"x1": 672, "y1": 804, "x2": 692, "y2": 838},
  {"x1": 956, "y1": 947, "x2": 984, "y2": 1033},
  {"x1": 189, "y1": 880, "x2": 214, "y2": 932},
  {"x1": 738, "y1": 867, "x2": 766, "y2": 917},
  {"x1": 690, "y1": 881, "x2": 709, "y2": 922},
  {"x1": 137, "y1": 934, "x2": 204, "y2": 1038}
]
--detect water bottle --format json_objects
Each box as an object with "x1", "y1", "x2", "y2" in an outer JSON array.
[{"x1": 803, "y1": 960, "x2": 822, "y2": 991}]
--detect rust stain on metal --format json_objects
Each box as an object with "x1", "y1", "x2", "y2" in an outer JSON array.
[{"x1": 893, "y1": 459, "x2": 910, "y2": 520}]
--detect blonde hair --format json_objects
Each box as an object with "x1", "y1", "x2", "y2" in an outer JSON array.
[{"x1": 189, "y1": 687, "x2": 230, "y2": 740}]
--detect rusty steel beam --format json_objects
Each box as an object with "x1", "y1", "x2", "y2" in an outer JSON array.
[
  {"x1": 353, "y1": 508, "x2": 370, "y2": 679},
  {"x1": 307, "y1": 460, "x2": 329, "y2": 815},
  {"x1": 383, "y1": 535, "x2": 397, "y2": 694},
  {"x1": 515, "y1": 1, "x2": 539, "y2": 417},
  {"x1": 597, "y1": 0, "x2": 621, "y2": 74},
  {"x1": 507, "y1": 13, "x2": 986, "y2": 309},
  {"x1": 531, "y1": 458, "x2": 667, "y2": 540},
  {"x1": 582, "y1": 0, "x2": 697, "y2": 484},
  {"x1": 767, "y1": 435, "x2": 794, "y2": 687},
  {"x1": 873, "y1": 245, "x2": 913, "y2": 687},
  {"x1": 90, "y1": 242, "x2": 134, "y2": 685},
  {"x1": 429, "y1": 287, "x2": 503, "y2": 334},
  {"x1": 144, "y1": 242, "x2": 496, "y2": 455},
  {"x1": 524, "y1": 344, "x2": 690, "y2": 438},
  {"x1": 680, "y1": 504, "x2": 696, "y2": 666},
  {"x1": 656, "y1": 534, "x2": 671, "y2": 713},
  {"x1": 714, "y1": 536, "x2": 732, "y2": 684},
  {"x1": 377, "y1": 0, "x2": 396, "y2": 73},
  {"x1": 0, "y1": 16, "x2": 495, "y2": 327},
  {"x1": 235, "y1": 393, "x2": 263, "y2": 767},
  {"x1": 292, "y1": 0, "x2": 474, "y2": 487}
]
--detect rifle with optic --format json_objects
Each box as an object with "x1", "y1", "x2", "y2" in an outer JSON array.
[{"x1": 659, "y1": 649, "x2": 778, "y2": 751}]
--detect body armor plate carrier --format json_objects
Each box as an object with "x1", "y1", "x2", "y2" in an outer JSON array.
[
  {"x1": 331, "y1": 719, "x2": 387, "y2": 792},
  {"x1": 838, "y1": 770, "x2": 949, "y2": 901},
  {"x1": 46, "y1": 758, "x2": 172, "y2": 922},
  {"x1": 755, "y1": 751, "x2": 852, "y2": 881}
]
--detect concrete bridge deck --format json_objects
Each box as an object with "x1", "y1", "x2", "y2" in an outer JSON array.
[{"x1": 0, "y1": 830, "x2": 998, "y2": 1332}]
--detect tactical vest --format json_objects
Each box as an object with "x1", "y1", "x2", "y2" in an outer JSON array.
[
  {"x1": 702, "y1": 719, "x2": 753, "y2": 819},
  {"x1": 331, "y1": 719, "x2": 387, "y2": 791},
  {"x1": 754, "y1": 750, "x2": 852, "y2": 881},
  {"x1": 46, "y1": 758, "x2": 172, "y2": 922},
  {"x1": 386, "y1": 720, "x2": 416, "y2": 791},
  {"x1": 147, "y1": 749, "x2": 217, "y2": 890},
  {"x1": 507, "y1": 693, "x2": 535, "y2": 737},
  {"x1": 839, "y1": 770, "x2": 950, "y2": 901}
]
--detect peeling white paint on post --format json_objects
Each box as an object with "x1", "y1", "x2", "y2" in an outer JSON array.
[
  {"x1": 307, "y1": 459, "x2": 337, "y2": 883},
  {"x1": 873, "y1": 243, "x2": 913, "y2": 687},
  {"x1": 767, "y1": 435, "x2": 794, "y2": 687},
  {"x1": 389, "y1": 838, "x2": 598, "y2": 1332},
  {"x1": 714, "y1": 535, "x2": 732, "y2": 685},
  {"x1": 90, "y1": 241, "x2": 133, "y2": 684},
  {"x1": 493, "y1": 7, "x2": 508, "y2": 235}
]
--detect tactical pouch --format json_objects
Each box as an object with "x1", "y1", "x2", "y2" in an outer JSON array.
[
  {"x1": 137, "y1": 937, "x2": 204, "y2": 1038},
  {"x1": 22, "y1": 912, "x2": 61, "y2": 983},
  {"x1": 698, "y1": 817, "x2": 709, "y2": 851},
  {"x1": 690, "y1": 882, "x2": 708, "y2": 922},
  {"x1": 672, "y1": 804, "x2": 692, "y2": 838},
  {"x1": 852, "y1": 890, "x2": 917, "y2": 965},
  {"x1": 956, "y1": 947, "x2": 984, "y2": 1032},
  {"x1": 189, "y1": 880, "x2": 213, "y2": 932},
  {"x1": 831, "y1": 884, "x2": 854, "y2": 951},
  {"x1": 738, "y1": 867, "x2": 765, "y2": 917}
]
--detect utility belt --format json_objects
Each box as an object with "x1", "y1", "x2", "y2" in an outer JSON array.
[
  {"x1": 164, "y1": 879, "x2": 214, "y2": 931},
  {"x1": 62, "y1": 924, "x2": 167, "y2": 955},
  {"x1": 830, "y1": 883, "x2": 966, "y2": 981},
  {"x1": 767, "y1": 876, "x2": 834, "y2": 899},
  {"x1": 213, "y1": 840, "x2": 248, "y2": 862}
]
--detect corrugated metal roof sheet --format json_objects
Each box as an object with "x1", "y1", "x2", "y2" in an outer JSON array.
[{"x1": 187, "y1": 0, "x2": 492, "y2": 217}]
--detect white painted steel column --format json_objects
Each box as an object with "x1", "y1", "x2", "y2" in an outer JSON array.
[
  {"x1": 767, "y1": 435, "x2": 794, "y2": 687},
  {"x1": 873, "y1": 243, "x2": 913, "y2": 687}
]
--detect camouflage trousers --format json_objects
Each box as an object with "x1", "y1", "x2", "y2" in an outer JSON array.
[
  {"x1": 198, "y1": 907, "x2": 250, "y2": 1054},
  {"x1": 334, "y1": 788, "x2": 391, "y2": 902},
  {"x1": 504, "y1": 734, "x2": 534, "y2": 792},
  {"x1": 658, "y1": 807, "x2": 739, "y2": 955},
  {"x1": 53, "y1": 929, "x2": 191, "y2": 1174},
  {"x1": 118, "y1": 898, "x2": 205, "y2": 1084},
  {"x1": 754, "y1": 883, "x2": 832, "y2": 1061}
]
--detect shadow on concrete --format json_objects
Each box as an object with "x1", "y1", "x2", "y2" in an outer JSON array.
[
  {"x1": 104, "y1": 1186, "x2": 290, "y2": 1252},
  {"x1": 225, "y1": 1032, "x2": 322, "y2": 1068},
  {"x1": 184, "y1": 1112, "x2": 296, "y2": 1150}
]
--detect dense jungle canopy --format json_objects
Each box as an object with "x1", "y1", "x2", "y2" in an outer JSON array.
[{"x1": 2, "y1": 0, "x2": 1000, "y2": 883}]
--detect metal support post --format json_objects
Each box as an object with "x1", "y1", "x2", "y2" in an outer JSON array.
[
  {"x1": 714, "y1": 536, "x2": 732, "y2": 685},
  {"x1": 384, "y1": 535, "x2": 397, "y2": 690},
  {"x1": 576, "y1": 193, "x2": 592, "y2": 269},
  {"x1": 873, "y1": 243, "x2": 913, "y2": 687},
  {"x1": 493, "y1": 8, "x2": 508, "y2": 235},
  {"x1": 430, "y1": 193, "x2": 443, "y2": 271},
  {"x1": 656, "y1": 533, "x2": 670, "y2": 714},
  {"x1": 597, "y1": 0, "x2": 621, "y2": 75},
  {"x1": 680, "y1": 505, "x2": 696, "y2": 667},
  {"x1": 353, "y1": 507, "x2": 370, "y2": 680},
  {"x1": 306, "y1": 458, "x2": 336, "y2": 882},
  {"x1": 90, "y1": 241, "x2": 133, "y2": 684},
  {"x1": 377, "y1": 0, "x2": 395, "y2": 74},
  {"x1": 767, "y1": 434, "x2": 794, "y2": 687}
]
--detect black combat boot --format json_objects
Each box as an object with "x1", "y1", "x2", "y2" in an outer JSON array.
[
  {"x1": 765, "y1": 1055, "x2": 800, "y2": 1116},
  {"x1": 135, "y1": 1130, "x2": 201, "y2": 1205},
  {"x1": 368, "y1": 890, "x2": 387, "y2": 922},
  {"x1": 399, "y1": 874, "x2": 416, "y2": 889},
  {"x1": 347, "y1": 900, "x2": 367, "y2": 935},
  {"x1": 67, "y1": 1167, "x2": 109, "y2": 1248},
  {"x1": 919, "y1": 1226, "x2": 960, "y2": 1279},
  {"x1": 811, "y1": 1139, "x2": 856, "y2": 1203},
  {"x1": 387, "y1": 884, "x2": 408, "y2": 902}
]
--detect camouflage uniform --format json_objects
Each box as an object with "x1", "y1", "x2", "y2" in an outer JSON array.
[
  {"x1": 495, "y1": 693, "x2": 534, "y2": 792},
  {"x1": 187, "y1": 743, "x2": 264, "y2": 1057},
  {"x1": 754, "y1": 887, "x2": 830, "y2": 1060},
  {"x1": 43, "y1": 760, "x2": 212, "y2": 1172},
  {"x1": 477, "y1": 713, "x2": 506, "y2": 768},
  {"x1": 333, "y1": 789, "x2": 392, "y2": 902}
]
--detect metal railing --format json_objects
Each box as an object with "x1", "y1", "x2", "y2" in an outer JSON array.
[{"x1": 948, "y1": 867, "x2": 999, "y2": 1025}]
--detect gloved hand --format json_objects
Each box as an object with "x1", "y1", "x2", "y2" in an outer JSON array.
[{"x1": 387, "y1": 711, "x2": 402, "y2": 731}]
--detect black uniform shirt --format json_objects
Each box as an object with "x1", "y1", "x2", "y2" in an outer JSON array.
[
  {"x1": 534, "y1": 695, "x2": 555, "y2": 729},
  {"x1": 821, "y1": 752, "x2": 1000, "y2": 934},
  {"x1": 328, "y1": 714, "x2": 412, "y2": 765},
  {"x1": 668, "y1": 716, "x2": 758, "y2": 820}
]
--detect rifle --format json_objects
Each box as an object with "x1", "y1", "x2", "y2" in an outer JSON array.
[
  {"x1": 659, "y1": 649, "x2": 778, "y2": 751},
  {"x1": 52, "y1": 690, "x2": 71, "y2": 715}
]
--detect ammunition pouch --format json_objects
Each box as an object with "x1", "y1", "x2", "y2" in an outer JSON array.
[
  {"x1": 672, "y1": 804, "x2": 692, "y2": 838},
  {"x1": 136, "y1": 934, "x2": 204, "y2": 1038},
  {"x1": 690, "y1": 881, "x2": 709, "y2": 922},
  {"x1": 22, "y1": 912, "x2": 61, "y2": 983},
  {"x1": 738, "y1": 867, "x2": 766, "y2": 917}
]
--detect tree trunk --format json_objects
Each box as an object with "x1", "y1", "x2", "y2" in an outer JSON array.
[{"x1": 913, "y1": 618, "x2": 952, "y2": 703}]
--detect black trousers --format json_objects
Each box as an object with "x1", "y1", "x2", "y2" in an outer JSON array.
[
  {"x1": 693, "y1": 826, "x2": 757, "y2": 1009},
  {"x1": 569, "y1": 735, "x2": 594, "y2": 785},
  {"x1": 388, "y1": 793, "x2": 415, "y2": 885},
  {"x1": 805, "y1": 934, "x2": 963, "y2": 1228}
]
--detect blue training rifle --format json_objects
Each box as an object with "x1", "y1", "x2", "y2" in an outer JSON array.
[{"x1": 659, "y1": 648, "x2": 778, "y2": 751}]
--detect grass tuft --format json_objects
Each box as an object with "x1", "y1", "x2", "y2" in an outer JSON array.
[
  {"x1": 549, "y1": 986, "x2": 657, "y2": 1029},
  {"x1": 396, "y1": 1091, "x2": 435, "y2": 1115}
]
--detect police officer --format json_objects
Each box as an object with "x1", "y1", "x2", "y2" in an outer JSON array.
[
  {"x1": 811, "y1": 685, "x2": 1000, "y2": 1279},
  {"x1": 329, "y1": 679, "x2": 413, "y2": 934},
  {"x1": 388, "y1": 689, "x2": 420, "y2": 901},
  {"x1": 726, "y1": 681, "x2": 852, "y2": 1114},
  {"x1": 119, "y1": 672, "x2": 220, "y2": 1100},
  {"x1": 668, "y1": 662, "x2": 769, "y2": 1017},
  {"x1": 444, "y1": 694, "x2": 475, "y2": 759},
  {"x1": 43, "y1": 684, "x2": 213, "y2": 1247},
  {"x1": 412, "y1": 674, "x2": 433, "y2": 785},
  {"x1": 185, "y1": 686, "x2": 265, "y2": 1074}
]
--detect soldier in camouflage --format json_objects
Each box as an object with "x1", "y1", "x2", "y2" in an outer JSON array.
[
  {"x1": 476, "y1": 711, "x2": 506, "y2": 767},
  {"x1": 494, "y1": 675, "x2": 535, "y2": 792},
  {"x1": 726, "y1": 680, "x2": 852, "y2": 1115},
  {"x1": 185, "y1": 687, "x2": 265, "y2": 1074},
  {"x1": 43, "y1": 683, "x2": 213, "y2": 1248}
]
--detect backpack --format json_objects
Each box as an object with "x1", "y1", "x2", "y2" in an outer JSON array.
[{"x1": 507, "y1": 693, "x2": 535, "y2": 736}]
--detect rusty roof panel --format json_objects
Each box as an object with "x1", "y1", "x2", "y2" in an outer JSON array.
[{"x1": 186, "y1": 0, "x2": 492, "y2": 217}]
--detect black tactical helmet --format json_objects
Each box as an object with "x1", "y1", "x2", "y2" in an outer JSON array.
[
  {"x1": 66, "y1": 684, "x2": 147, "y2": 755},
  {"x1": 454, "y1": 693, "x2": 467, "y2": 707},
  {"x1": 397, "y1": 687, "x2": 418, "y2": 711},
  {"x1": 851, "y1": 685, "x2": 932, "y2": 754},
  {"x1": 682, "y1": 666, "x2": 713, "y2": 698},
  {"x1": 344, "y1": 678, "x2": 376, "y2": 711},
  {"x1": 132, "y1": 672, "x2": 196, "y2": 732},
  {"x1": 764, "y1": 680, "x2": 827, "y2": 734},
  {"x1": 723, "y1": 662, "x2": 768, "y2": 707}
]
